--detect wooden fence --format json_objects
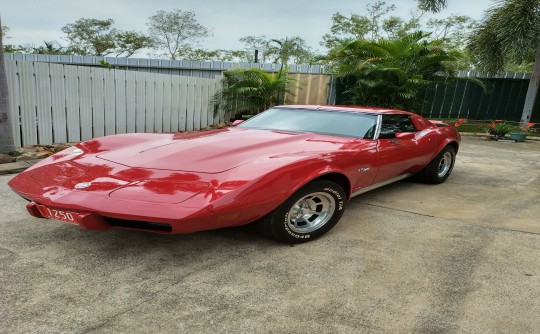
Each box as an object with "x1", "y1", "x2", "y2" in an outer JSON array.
[{"x1": 5, "y1": 60, "x2": 226, "y2": 146}]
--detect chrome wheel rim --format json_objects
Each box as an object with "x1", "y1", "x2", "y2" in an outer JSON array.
[
  {"x1": 438, "y1": 152, "x2": 453, "y2": 177},
  {"x1": 287, "y1": 192, "x2": 336, "y2": 233}
]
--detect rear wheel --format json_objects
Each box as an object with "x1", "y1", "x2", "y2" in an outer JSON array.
[
  {"x1": 258, "y1": 180, "x2": 347, "y2": 243},
  {"x1": 415, "y1": 145, "x2": 456, "y2": 184}
]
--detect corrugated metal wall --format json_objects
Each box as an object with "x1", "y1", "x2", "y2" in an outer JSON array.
[
  {"x1": 335, "y1": 71, "x2": 540, "y2": 122},
  {"x1": 420, "y1": 72, "x2": 539, "y2": 122}
]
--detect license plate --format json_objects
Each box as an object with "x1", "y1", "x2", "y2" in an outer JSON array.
[{"x1": 37, "y1": 205, "x2": 80, "y2": 225}]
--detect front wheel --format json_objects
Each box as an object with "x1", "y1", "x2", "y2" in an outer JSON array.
[
  {"x1": 257, "y1": 180, "x2": 347, "y2": 243},
  {"x1": 415, "y1": 145, "x2": 456, "y2": 184}
]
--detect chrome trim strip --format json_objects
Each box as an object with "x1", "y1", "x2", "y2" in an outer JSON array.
[
  {"x1": 373, "y1": 115, "x2": 382, "y2": 140},
  {"x1": 351, "y1": 173, "x2": 413, "y2": 197}
]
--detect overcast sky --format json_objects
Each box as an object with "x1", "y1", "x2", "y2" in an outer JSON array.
[{"x1": 2, "y1": 0, "x2": 494, "y2": 56}]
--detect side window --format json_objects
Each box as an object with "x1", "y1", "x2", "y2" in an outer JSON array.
[{"x1": 379, "y1": 115, "x2": 417, "y2": 139}]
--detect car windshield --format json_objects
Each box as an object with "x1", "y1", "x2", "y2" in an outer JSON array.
[{"x1": 237, "y1": 108, "x2": 378, "y2": 139}]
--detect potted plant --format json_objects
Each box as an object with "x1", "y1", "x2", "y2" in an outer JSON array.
[
  {"x1": 509, "y1": 122, "x2": 534, "y2": 142},
  {"x1": 489, "y1": 121, "x2": 513, "y2": 140}
]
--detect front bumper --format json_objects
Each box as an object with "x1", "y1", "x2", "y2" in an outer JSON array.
[{"x1": 26, "y1": 202, "x2": 110, "y2": 230}]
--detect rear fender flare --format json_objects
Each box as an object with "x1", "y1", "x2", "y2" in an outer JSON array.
[{"x1": 438, "y1": 138, "x2": 459, "y2": 154}]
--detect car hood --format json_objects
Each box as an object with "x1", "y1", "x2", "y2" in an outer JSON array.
[{"x1": 96, "y1": 128, "x2": 354, "y2": 173}]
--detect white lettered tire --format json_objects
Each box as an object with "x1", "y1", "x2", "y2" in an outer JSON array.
[
  {"x1": 415, "y1": 145, "x2": 456, "y2": 184},
  {"x1": 258, "y1": 180, "x2": 347, "y2": 243}
]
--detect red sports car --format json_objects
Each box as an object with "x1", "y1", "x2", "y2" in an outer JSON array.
[{"x1": 9, "y1": 105, "x2": 460, "y2": 243}]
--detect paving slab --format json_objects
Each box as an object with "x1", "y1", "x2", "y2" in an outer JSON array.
[{"x1": 0, "y1": 159, "x2": 41, "y2": 175}]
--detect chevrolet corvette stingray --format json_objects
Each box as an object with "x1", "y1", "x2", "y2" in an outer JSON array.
[{"x1": 9, "y1": 105, "x2": 460, "y2": 243}]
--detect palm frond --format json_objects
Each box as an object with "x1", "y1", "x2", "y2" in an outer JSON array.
[{"x1": 330, "y1": 31, "x2": 474, "y2": 111}]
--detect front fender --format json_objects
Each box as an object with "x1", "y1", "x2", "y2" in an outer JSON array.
[{"x1": 206, "y1": 156, "x2": 351, "y2": 225}]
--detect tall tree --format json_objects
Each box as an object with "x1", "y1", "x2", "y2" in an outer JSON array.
[
  {"x1": 0, "y1": 17, "x2": 15, "y2": 152},
  {"x1": 114, "y1": 31, "x2": 153, "y2": 57},
  {"x1": 322, "y1": 2, "x2": 422, "y2": 50},
  {"x1": 177, "y1": 47, "x2": 252, "y2": 62},
  {"x1": 467, "y1": 0, "x2": 540, "y2": 125},
  {"x1": 147, "y1": 10, "x2": 210, "y2": 60},
  {"x1": 61, "y1": 18, "x2": 117, "y2": 56},
  {"x1": 426, "y1": 15, "x2": 477, "y2": 51}
]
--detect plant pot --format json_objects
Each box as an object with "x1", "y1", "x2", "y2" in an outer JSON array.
[{"x1": 509, "y1": 132, "x2": 527, "y2": 142}]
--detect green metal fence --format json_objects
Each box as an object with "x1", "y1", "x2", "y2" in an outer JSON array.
[{"x1": 335, "y1": 73, "x2": 540, "y2": 122}]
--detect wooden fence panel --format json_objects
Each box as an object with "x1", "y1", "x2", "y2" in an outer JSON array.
[
  {"x1": 162, "y1": 75, "x2": 172, "y2": 133},
  {"x1": 135, "y1": 71, "x2": 146, "y2": 133},
  {"x1": 193, "y1": 78, "x2": 202, "y2": 130},
  {"x1": 125, "y1": 71, "x2": 137, "y2": 133},
  {"x1": 5, "y1": 60, "x2": 22, "y2": 147},
  {"x1": 115, "y1": 70, "x2": 127, "y2": 134},
  {"x1": 6, "y1": 61, "x2": 224, "y2": 146},
  {"x1": 64, "y1": 65, "x2": 80, "y2": 142},
  {"x1": 91, "y1": 67, "x2": 105, "y2": 138},
  {"x1": 78, "y1": 67, "x2": 93, "y2": 141},
  {"x1": 19, "y1": 62, "x2": 38, "y2": 145},
  {"x1": 35, "y1": 63, "x2": 53, "y2": 144},
  {"x1": 207, "y1": 78, "x2": 216, "y2": 125},
  {"x1": 154, "y1": 74, "x2": 164, "y2": 133},
  {"x1": 145, "y1": 73, "x2": 156, "y2": 133},
  {"x1": 103, "y1": 69, "x2": 116, "y2": 136},
  {"x1": 214, "y1": 76, "x2": 224, "y2": 123},
  {"x1": 49, "y1": 64, "x2": 67, "y2": 143},
  {"x1": 186, "y1": 78, "x2": 195, "y2": 131},
  {"x1": 170, "y1": 76, "x2": 181, "y2": 132},
  {"x1": 178, "y1": 76, "x2": 188, "y2": 131},
  {"x1": 202, "y1": 81, "x2": 210, "y2": 128}
]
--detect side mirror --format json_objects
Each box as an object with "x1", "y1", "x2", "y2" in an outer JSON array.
[
  {"x1": 232, "y1": 120, "x2": 244, "y2": 126},
  {"x1": 395, "y1": 132, "x2": 415, "y2": 140}
]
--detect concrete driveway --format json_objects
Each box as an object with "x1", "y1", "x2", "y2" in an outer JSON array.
[{"x1": 1, "y1": 137, "x2": 539, "y2": 334}]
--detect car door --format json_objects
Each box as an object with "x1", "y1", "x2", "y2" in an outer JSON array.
[{"x1": 373, "y1": 114, "x2": 435, "y2": 183}]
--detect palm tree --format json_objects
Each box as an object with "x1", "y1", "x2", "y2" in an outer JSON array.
[
  {"x1": 0, "y1": 17, "x2": 15, "y2": 153},
  {"x1": 329, "y1": 32, "x2": 470, "y2": 111},
  {"x1": 266, "y1": 37, "x2": 312, "y2": 69},
  {"x1": 417, "y1": 0, "x2": 448, "y2": 12},
  {"x1": 467, "y1": 0, "x2": 540, "y2": 125},
  {"x1": 420, "y1": 0, "x2": 540, "y2": 125},
  {"x1": 211, "y1": 68, "x2": 295, "y2": 118}
]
